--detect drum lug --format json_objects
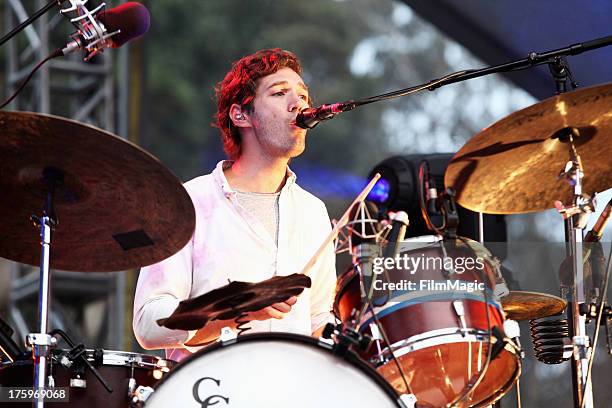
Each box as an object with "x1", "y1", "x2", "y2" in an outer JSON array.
[
  {"x1": 369, "y1": 323, "x2": 382, "y2": 341},
  {"x1": 503, "y1": 319, "x2": 525, "y2": 359},
  {"x1": 452, "y1": 300, "x2": 468, "y2": 335},
  {"x1": 220, "y1": 327, "x2": 237, "y2": 344},
  {"x1": 129, "y1": 385, "x2": 155, "y2": 407},
  {"x1": 128, "y1": 377, "x2": 137, "y2": 397},
  {"x1": 398, "y1": 393, "x2": 418, "y2": 408},
  {"x1": 70, "y1": 376, "x2": 87, "y2": 388}
]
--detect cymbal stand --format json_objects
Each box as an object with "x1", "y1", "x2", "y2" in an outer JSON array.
[
  {"x1": 27, "y1": 167, "x2": 63, "y2": 408},
  {"x1": 556, "y1": 139, "x2": 595, "y2": 408}
]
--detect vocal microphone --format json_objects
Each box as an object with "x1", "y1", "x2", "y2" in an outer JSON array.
[
  {"x1": 295, "y1": 101, "x2": 355, "y2": 129},
  {"x1": 61, "y1": 2, "x2": 150, "y2": 60},
  {"x1": 585, "y1": 197, "x2": 612, "y2": 242}
]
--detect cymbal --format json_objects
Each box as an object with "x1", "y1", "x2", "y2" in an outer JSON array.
[
  {"x1": 445, "y1": 83, "x2": 612, "y2": 214},
  {"x1": 0, "y1": 111, "x2": 195, "y2": 272},
  {"x1": 157, "y1": 274, "x2": 311, "y2": 331},
  {"x1": 501, "y1": 291, "x2": 567, "y2": 321}
]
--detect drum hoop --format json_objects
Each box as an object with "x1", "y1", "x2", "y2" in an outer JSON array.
[
  {"x1": 149, "y1": 332, "x2": 403, "y2": 406},
  {"x1": 359, "y1": 296, "x2": 503, "y2": 330},
  {"x1": 371, "y1": 328, "x2": 490, "y2": 365},
  {"x1": 98, "y1": 350, "x2": 175, "y2": 370},
  {"x1": 372, "y1": 330, "x2": 522, "y2": 408},
  {"x1": 1, "y1": 349, "x2": 174, "y2": 370},
  {"x1": 473, "y1": 350, "x2": 522, "y2": 408},
  {"x1": 45, "y1": 349, "x2": 175, "y2": 370}
]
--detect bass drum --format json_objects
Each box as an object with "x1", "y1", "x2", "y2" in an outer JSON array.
[{"x1": 145, "y1": 333, "x2": 406, "y2": 408}]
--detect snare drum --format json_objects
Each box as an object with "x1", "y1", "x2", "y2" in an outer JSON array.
[
  {"x1": 0, "y1": 349, "x2": 174, "y2": 407},
  {"x1": 335, "y1": 236, "x2": 521, "y2": 407},
  {"x1": 144, "y1": 333, "x2": 406, "y2": 408}
]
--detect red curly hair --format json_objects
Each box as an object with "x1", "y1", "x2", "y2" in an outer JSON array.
[{"x1": 214, "y1": 48, "x2": 305, "y2": 159}]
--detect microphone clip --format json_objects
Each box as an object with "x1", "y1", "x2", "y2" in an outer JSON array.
[{"x1": 61, "y1": 1, "x2": 119, "y2": 60}]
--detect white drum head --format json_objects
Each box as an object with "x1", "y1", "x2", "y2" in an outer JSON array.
[{"x1": 145, "y1": 333, "x2": 402, "y2": 407}]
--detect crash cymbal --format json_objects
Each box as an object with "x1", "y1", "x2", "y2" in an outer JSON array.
[
  {"x1": 0, "y1": 111, "x2": 195, "y2": 272},
  {"x1": 157, "y1": 273, "x2": 312, "y2": 331},
  {"x1": 501, "y1": 291, "x2": 567, "y2": 321},
  {"x1": 445, "y1": 83, "x2": 612, "y2": 214}
]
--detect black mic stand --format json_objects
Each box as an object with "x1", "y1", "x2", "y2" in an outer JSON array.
[
  {"x1": 298, "y1": 34, "x2": 612, "y2": 129},
  {"x1": 0, "y1": 0, "x2": 63, "y2": 47},
  {"x1": 300, "y1": 33, "x2": 612, "y2": 408},
  {"x1": 547, "y1": 56, "x2": 597, "y2": 408}
]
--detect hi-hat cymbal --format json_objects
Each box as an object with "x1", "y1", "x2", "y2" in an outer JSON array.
[
  {"x1": 445, "y1": 83, "x2": 612, "y2": 214},
  {"x1": 501, "y1": 291, "x2": 567, "y2": 321},
  {"x1": 157, "y1": 274, "x2": 312, "y2": 331},
  {"x1": 0, "y1": 111, "x2": 195, "y2": 272}
]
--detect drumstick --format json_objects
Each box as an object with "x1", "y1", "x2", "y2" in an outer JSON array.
[{"x1": 299, "y1": 173, "x2": 381, "y2": 277}]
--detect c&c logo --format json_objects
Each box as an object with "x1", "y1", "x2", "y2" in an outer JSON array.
[{"x1": 192, "y1": 377, "x2": 229, "y2": 407}]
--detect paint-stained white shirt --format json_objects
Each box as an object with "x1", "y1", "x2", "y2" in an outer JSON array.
[{"x1": 133, "y1": 161, "x2": 336, "y2": 362}]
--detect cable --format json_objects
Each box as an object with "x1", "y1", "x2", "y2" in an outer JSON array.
[
  {"x1": 0, "y1": 48, "x2": 62, "y2": 110},
  {"x1": 418, "y1": 160, "x2": 445, "y2": 234},
  {"x1": 362, "y1": 271, "x2": 414, "y2": 396},
  {"x1": 347, "y1": 70, "x2": 472, "y2": 111},
  {"x1": 49, "y1": 329, "x2": 113, "y2": 393},
  {"x1": 580, "y1": 243, "x2": 611, "y2": 408},
  {"x1": 367, "y1": 301, "x2": 414, "y2": 395},
  {"x1": 447, "y1": 236, "x2": 494, "y2": 407}
]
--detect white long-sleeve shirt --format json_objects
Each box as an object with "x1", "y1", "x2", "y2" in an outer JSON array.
[{"x1": 133, "y1": 161, "x2": 336, "y2": 361}]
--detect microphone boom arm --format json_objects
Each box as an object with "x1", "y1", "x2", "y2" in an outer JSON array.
[{"x1": 296, "y1": 33, "x2": 612, "y2": 130}]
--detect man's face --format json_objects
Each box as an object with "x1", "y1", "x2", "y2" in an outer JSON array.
[{"x1": 248, "y1": 67, "x2": 310, "y2": 159}]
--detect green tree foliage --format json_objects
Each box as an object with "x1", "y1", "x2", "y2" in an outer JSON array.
[{"x1": 142, "y1": 0, "x2": 391, "y2": 185}]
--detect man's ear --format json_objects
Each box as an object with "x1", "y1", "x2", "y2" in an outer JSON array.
[{"x1": 229, "y1": 104, "x2": 250, "y2": 128}]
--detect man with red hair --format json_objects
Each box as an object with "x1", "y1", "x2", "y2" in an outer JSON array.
[{"x1": 133, "y1": 49, "x2": 336, "y2": 361}]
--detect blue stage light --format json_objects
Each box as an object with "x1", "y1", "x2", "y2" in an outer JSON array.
[{"x1": 366, "y1": 177, "x2": 391, "y2": 204}]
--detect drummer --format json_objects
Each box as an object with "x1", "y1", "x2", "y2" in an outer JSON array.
[{"x1": 133, "y1": 48, "x2": 337, "y2": 362}]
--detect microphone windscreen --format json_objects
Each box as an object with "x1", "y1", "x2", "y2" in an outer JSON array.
[{"x1": 98, "y1": 2, "x2": 151, "y2": 47}]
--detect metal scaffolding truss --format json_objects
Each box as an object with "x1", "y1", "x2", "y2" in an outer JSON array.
[{"x1": 4, "y1": 0, "x2": 129, "y2": 350}]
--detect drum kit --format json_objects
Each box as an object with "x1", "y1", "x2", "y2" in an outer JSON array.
[{"x1": 0, "y1": 79, "x2": 611, "y2": 408}]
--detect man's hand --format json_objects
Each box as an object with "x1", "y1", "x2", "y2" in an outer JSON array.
[
  {"x1": 185, "y1": 296, "x2": 298, "y2": 346},
  {"x1": 244, "y1": 296, "x2": 298, "y2": 321}
]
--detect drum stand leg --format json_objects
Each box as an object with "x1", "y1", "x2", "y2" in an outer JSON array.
[
  {"x1": 556, "y1": 142, "x2": 595, "y2": 408},
  {"x1": 27, "y1": 168, "x2": 62, "y2": 408}
]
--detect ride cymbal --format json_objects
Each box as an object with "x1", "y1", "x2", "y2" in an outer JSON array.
[
  {"x1": 445, "y1": 83, "x2": 612, "y2": 214},
  {"x1": 0, "y1": 111, "x2": 195, "y2": 272}
]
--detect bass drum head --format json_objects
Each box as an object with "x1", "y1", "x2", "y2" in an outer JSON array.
[{"x1": 145, "y1": 333, "x2": 403, "y2": 408}]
